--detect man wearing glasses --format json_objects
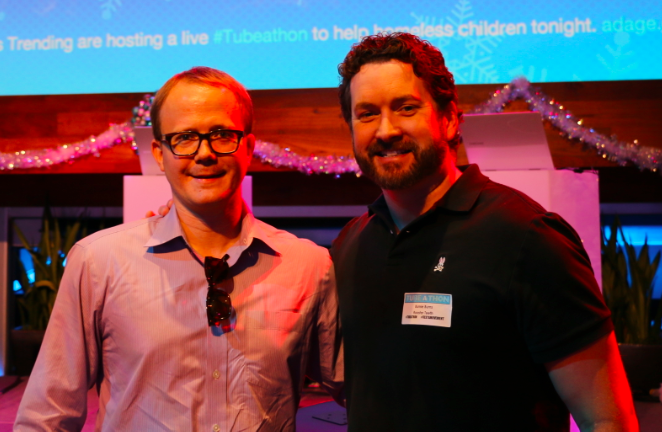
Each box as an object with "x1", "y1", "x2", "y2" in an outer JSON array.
[{"x1": 15, "y1": 67, "x2": 343, "y2": 431}]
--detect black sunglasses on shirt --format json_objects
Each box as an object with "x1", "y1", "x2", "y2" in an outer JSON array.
[{"x1": 204, "y1": 255, "x2": 233, "y2": 326}]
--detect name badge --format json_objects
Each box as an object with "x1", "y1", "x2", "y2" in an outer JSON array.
[{"x1": 401, "y1": 293, "x2": 452, "y2": 328}]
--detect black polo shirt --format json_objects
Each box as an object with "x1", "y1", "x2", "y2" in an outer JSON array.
[{"x1": 331, "y1": 164, "x2": 612, "y2": 432}]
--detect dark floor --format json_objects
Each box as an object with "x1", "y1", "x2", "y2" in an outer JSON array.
[
  {"x1": 0, "y1": 376, "x2": 335, "y2": 431},
  {"x1": 2, "y1": 376, "x2": 660, "y2": 431}
]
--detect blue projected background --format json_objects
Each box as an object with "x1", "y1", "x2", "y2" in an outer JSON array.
[{"x1": 0, "y1": 0, "x2": 660, "y2": 95}]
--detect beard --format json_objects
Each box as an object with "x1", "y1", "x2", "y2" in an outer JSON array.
[{"x1": 354, "y1": 137, "x2": 445, "y2": 190}]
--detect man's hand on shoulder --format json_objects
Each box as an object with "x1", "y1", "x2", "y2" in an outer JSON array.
[{"x1": 145, "y1": 199, "x2": 173, "y2": 218}]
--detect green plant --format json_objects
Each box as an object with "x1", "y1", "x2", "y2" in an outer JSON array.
[
  {"x1": 13, "y1": 208, "x2": 83, "y2": 330},
  {"x1": 602, "y1": 216, "x2": 662, "y2": 345}
]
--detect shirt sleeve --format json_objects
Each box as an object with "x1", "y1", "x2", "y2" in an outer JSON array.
[
  {"x1": 305, "y1": 259, "x2": 345, "y2": 406},
  {"x1": 509, "y1": 213, "x2": 613, "y2": 364},
  {"x1": 14, "y1": 243, "x2": 102, "y2": 431}
]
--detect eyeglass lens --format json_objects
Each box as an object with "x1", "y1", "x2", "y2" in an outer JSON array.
[{"x1": 170, "y1": 130, "x2": 242, "y2": 155}]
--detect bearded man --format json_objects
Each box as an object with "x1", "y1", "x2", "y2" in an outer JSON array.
[{"x1": 330, "y1": 33, "x2": 637, "y2": 432}]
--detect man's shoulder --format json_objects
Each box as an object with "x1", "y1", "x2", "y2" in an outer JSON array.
[
  {"x1": 329, "y1": 211, "x2": 371, "y2": 258},
  {"x1": 471, "y1": 179, "x2": 585, "y2": 249},
  {"x1": 475, "y1": 179, "x2": 550, "y2": 226},
  {"x1": 482, "y1": 179, "x2": 546, "y2": 213},
  {"x1": 252, "y1": 217, "x2": 330, "y2": 260},
  {"x1": 75, "y1": 217, "x2": 154, "y2": 250}
]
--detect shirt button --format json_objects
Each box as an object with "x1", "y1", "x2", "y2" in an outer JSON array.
[
  {"x1": 213, "y1": 424, "x2": 220, "y2": 432},
  {"x1": 212, "y1": 370, "x2": 220, "y2": 379}
]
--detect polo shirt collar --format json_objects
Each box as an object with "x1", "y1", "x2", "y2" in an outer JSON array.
[
  {"x1": 367, "y1": 195, "x2": 395, "y2": 227},
  {"x1": 436, "y1": 164, "x2": 489, "y2": 212},
  {"x1": 367, "y1": 164, "x2": 489, "y2": 222}
]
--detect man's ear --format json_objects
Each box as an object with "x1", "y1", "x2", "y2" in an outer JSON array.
[
  {"x1": 151, "y1": 139, "x2": 166, "y2": 172},
  {"x1": 441, "y1": 102, "x2": 460, "y2": 142},
  {"x1": 244, "y1": 133, "x2": 256, "y2": 159}
]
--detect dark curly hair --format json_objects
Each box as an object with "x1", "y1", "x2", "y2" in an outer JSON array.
[{"x1": 338, "y1": 32, "x2": 461, "y2": 144}]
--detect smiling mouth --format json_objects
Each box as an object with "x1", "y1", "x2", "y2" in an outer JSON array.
[
  {"x1": 191, "y1": 172, "x2": 225, "y2": 179},
  {"x1": 375, "y1": 149, "x2": 412, "y2": 157}
]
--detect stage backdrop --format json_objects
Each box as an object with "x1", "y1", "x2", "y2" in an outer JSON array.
[{"x1": 0, "y1": 0, "x2": 660, "y2": 95}]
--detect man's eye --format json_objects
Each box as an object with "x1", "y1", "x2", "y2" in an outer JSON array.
[
  {"x1": 173, "y1": 133, "x2": 198, "y2": 144},
  {"x1": 400, "y1": 105, "x2": 417, "y2": 114},
  {"x1": 212, "y1": 130, "x2": 233, "y2": 139},
  {"x1": 356, "y1": 111, "x2": 376, "y2": 121}
]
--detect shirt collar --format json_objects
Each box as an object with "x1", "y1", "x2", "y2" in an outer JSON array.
[
  {"x1": 241, "y1": 212, "x2": 282, "y2": 255},
  {"x1": 224, "y1": 211, "x2": 281, "y2": 266},
  {"x1": 145, "y1": 204, "x2": 185, "y2": 248},
  {"x1": 367, "y1": 164, "x2": 489, "y2": 222},
  {"x1": 435, "y1": 164, "x2": 489, "y2": 212},
  {"x1": 145, "y1": 204, "x2": 281, "y2": 264}
]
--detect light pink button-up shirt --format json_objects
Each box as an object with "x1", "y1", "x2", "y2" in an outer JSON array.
[{"x1": 15, "y1": 207, "x2": 344, "y2": 431}]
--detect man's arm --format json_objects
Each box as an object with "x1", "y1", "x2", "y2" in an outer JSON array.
[
  {"x1": 306, "y1": 260, "x2": 345, "y2": 406},
  {"x1": 14, "y1": 244, "x2": 101, "y2": 431},
  {"x1": 545, "y1": 331, "x2": 639, "y2": 432}
]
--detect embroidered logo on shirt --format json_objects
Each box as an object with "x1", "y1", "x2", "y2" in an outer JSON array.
[{"x1": 433, "y1": 256, "x2": 446, "y2": 272}]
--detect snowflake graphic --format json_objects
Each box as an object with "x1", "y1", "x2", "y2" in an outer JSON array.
[
  {"x1": 450, "y1": 36, "x2": 500, "y2": 83},
  {"x1": 596, "y1": 32, "x2": 637, "y2": 80},
  {"x1": 410, "y1": 13, "x2": 451, "y2": 51},
  {"x1": 447, "y1": 0, "x2": 473, "y2": 28},
  {"x1": 413, "y1": 0, "x2": 501, "y2": 84},
  {"x1": 100, "y1": 0, "x2": 122, "y2": 20}
]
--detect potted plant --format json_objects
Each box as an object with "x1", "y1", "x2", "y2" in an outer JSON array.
[
  {"x1": 602, "y1": 216, "x2": 662, "y2": 401},
  {"x1": 10, "y1": 208, "x2": 82, "y2": 375}
]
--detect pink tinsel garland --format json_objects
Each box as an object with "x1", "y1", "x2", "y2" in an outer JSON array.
[{"x1": 2, "y1": 79, "x2": 659, "y2": 173}]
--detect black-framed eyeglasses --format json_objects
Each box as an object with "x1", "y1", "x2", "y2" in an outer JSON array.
[
  {"x1": 205, "y1": 255, "x2": 233, "y2": 326},
  {"x1": 161, "y1": 129, "x2": 244, "y2": 156}
]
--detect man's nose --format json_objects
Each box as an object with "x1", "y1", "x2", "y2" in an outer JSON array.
[
  {"x1": 195, "y1": 137, "x2": 217, "y2": 160},
  {"x1": 375, "y1": 114, "x2": 402, "y2": 142}
]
